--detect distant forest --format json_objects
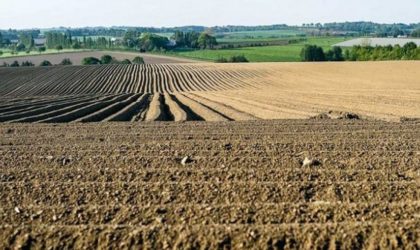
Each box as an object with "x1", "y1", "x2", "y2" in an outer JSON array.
[{"x1": 1, "y1": 22, "x2": 420, "y2": 40}]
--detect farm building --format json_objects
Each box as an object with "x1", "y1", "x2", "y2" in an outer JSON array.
[{"x1": 34, "y1": 38, "x2": 46, "y2": 46}]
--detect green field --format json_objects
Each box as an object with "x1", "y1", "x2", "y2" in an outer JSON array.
[
  {"x1": 168, "y1": 37, "x2": 348, "y2": 62},
  {"x1": 216, "y1": 29, "x2": 306, "y2": 43}
]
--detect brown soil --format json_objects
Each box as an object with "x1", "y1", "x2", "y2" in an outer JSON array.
[
  {"x1": 1, "y1": 62, "x2": 419, "y2": 122},
  {"x1": 0, "y1": 51, "x2": 198, "y2": 65},
  {"x1": 0, "y1": 120, "x2": 419, "y2": 249}
]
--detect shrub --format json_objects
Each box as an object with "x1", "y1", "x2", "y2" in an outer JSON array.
[
  {"x1": 120, "y1": 59, "x2": 131, "y2": 64},
  {"x1": 39, "y1": 60, "x2": 52, "y2": 66},
  {"x1": 60, "y1": 58, "x2": 72, "y2": 65},
  {"x1": 56, "y1": 45, "x2": 63, "y2": 51},
  {"x1": 16, "y1": 43, "x2": 26, "y2": 52},
  {"x1": 0, "y1": 50, "x2": 3, "y2": 56},
  {"x1": 132, "y1": 56, "x2": 145, "y2": 64},
  {"x1": 229, "y1": 55, "x2": 249, "y2": 63},
  {"x1": 10, "y1": 61, "x2": 20, "y2": 67},
  {"x1": 215, "y1": 57, "x2": 228, "y2": 63},
  {"x1": 21, "y1": 61, "x2": 34, "y2": 67},
  {"x1": 81, "y1": 57, "x2": 101, "y2": 65},
  {"x1": 38, "y1": 46, "x2": 46, "y2": 53},
  {"x1": 216, "y1": 55, "x2": 249, "y2": 63},
  {"x1": 101, "y1": 55, "x2": 113, "y2": 64}
]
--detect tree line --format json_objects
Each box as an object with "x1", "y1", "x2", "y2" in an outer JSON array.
[
  {"x1": 320, "y1": 22, "x2": 420, "y2": 37},
  {"x1": 301, "y1": 42, "x2": 420, "y2": 62},
  {"x1": 43, "y1": 30, "x2": 218, "y2": 52},
  {"x1": 81, "y1": 55, "x2": 145, "y2": 65}
]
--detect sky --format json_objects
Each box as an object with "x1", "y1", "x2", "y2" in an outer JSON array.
[{"x1": 0, "y1": 0, "x2": 419, "y2": 29}]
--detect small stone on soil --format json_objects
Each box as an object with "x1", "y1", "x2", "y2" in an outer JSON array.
[
  {"x1": 181, "y1": 156, "x2": 190, "y2": 166},
  {"x1": 62, "y1": 157, "x2": 72, "y2": 166},
  {"x1": 302, "y1": 157, "x2": 321, "y2": 167}
]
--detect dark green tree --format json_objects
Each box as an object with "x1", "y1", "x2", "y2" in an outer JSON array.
[
  {"x1": 72, "y1": 40, "x2": 81, "y2": 49},
  {"x1": 402, "y1": 42, "x2": 417, "y2": 59},
  {"x1": 412, "y1": 29, "x2": 420, "y2": 37},
  {"x1": 82, "y1": 57, "x2": 101, "y2": 65},
  {"x1": 325, "y1": 46, "x2": 344, "y2": 61},
  {"x1": 172, "y1": 31, "x2": 186, "y2": 47},
  {"x1": 21, "y1": 61, "x2": 34, "y2": 67},
  {"x1": 38, "y1": 46, "x2": 46, "y2": 53},
  {"x1": 46, "y1": 32, "x2": 73, "y2": 49},
  {"x1": 229, "y1": 55, "x2": 249, "y2": 63},
  {"x1": 16, "y1": 43, "x2": 26, "y2": 52},
  {"x1": 60, "y1": 58, "x2": 73, "y2": 65},
  {"x1": 300, "y1": 45, "x2": 326, "y2": 61},
  {"x1": 140, "y1": 33, "x2": 169, "y2": 51},
  {"x1": 19, "y1": 33, "x2": 34, "y2": 48},
  {"x1": 123, "y1": 30, "x2": 141, "y2": 48},
  {"x1": 101, "y1": 55, "x2": 113, "y2": 64},
  {"x1": 198, "y1": 33, "x2": 217, "y2": 49},
  {"x1": 10, "y1": 61, "x2": 20, "y2": 67},
  {"x1": 40, "y1": 60, "x2": 52, "y2": 66}
]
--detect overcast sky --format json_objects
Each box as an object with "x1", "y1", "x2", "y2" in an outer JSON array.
[{"x1": 0, "y1": 0, "x2": 419, "y2": 29}]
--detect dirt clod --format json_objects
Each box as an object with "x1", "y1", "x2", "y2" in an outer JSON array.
[
  {"x1": 337, "y1": 112, "x2": 360, "y2": 120},
  {"x1": 0, "y1": 120, "x2": 418, "y2": 249},
  {"x1": 301, "y1": 157, "x2": 322, "y2": 167},
  {"x1": 224, "y1": 143, "x2": 233, "y2": 150},
  {"x1": 311, "y1": 111, "x2": 360, "y2": 120}
]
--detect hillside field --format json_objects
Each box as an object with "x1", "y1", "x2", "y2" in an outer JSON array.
[
  {"x1": 0, "y1": 61, "x2": 419, "y2": 123},
  {"x1": 0, "y1": 61, "x2": 419, "y2": 248},
  {"x1": 167, "y1": 37, "x2": 348, "y2": 62}
]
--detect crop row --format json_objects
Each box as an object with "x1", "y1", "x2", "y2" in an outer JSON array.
[
  {"x1": 0, "y1": 64, "x2": 264, "y2": 97},
  {"x1": 0, "y1": 91, "x2": 262, "y2": 122}
]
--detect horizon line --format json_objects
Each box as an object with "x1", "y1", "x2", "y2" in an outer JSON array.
[{"x1": 1, "y1": 20, "x2": 419, "y2": 31}]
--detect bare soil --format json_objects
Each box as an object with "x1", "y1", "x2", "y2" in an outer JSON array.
[
  {"x1": 0, "y1": 61, "x2": 419, "y2": 122},
  {"x1": 0, "y1": 61, "x2": 419, "y2": 248},
  {"x1": 0, "y1": 120, "x2": 419, "y2": 249},
  {"x1": 0, "y1": 51, "x2": 198, "y2": 65}
]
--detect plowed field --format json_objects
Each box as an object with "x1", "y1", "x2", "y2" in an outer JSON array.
[
  {"x1": 0, "y1": 61, "x2": 419, "y2": 248},
  {"x1": 0, "y1": 120, "x2": 419, "y2": 248},
  {"x1": 1, "y1": 61, "x2": 419, "y2": 122}
]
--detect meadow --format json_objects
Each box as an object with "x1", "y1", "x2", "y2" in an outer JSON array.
[
  {"x1": 215, "y1": 28, "x2": 306, "y2": 43},
  {"x1": 168, "y1": 37, "x2": 348, "y2": 62}
]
